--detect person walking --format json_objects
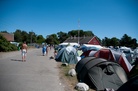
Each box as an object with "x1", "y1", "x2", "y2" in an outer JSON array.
[
  {"x1": 21, "y1": 41, "x2": 27, "y2": 62},
  {"x1": 54, "y1": 50, "x2": 57, "y2": 59},
  {"x1": 42, "y1": 45, "x2": 46, "y2": 56},
  {"x1": 46, "y1": 45, "x2": 50, "y2": 56}
]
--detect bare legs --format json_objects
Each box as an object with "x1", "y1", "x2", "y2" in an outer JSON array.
[
  {"x1": 22, "y1": 52, "x2": 26, "y2": 62},
  {"x1": 22, "y1": 55, "x2": 26, "y2": 62}
]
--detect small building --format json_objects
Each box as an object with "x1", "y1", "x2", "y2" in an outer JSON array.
[
  {"x1": 0, "y1": 33, "x2": 14, "y2": 42},
  {"x1": 64, "y1": 36, "x2": 101, "y2": 45}
]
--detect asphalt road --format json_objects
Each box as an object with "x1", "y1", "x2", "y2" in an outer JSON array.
[{"x1": 0, "y1": 48, "x2": 65, "y2": 91}]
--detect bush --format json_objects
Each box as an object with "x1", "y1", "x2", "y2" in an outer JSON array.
[{"x1": 0, "y1": 34, "x2": 18, "y2": 52}]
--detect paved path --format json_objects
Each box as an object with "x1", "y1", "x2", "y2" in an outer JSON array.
[{"x1": 0, "y1": 48, "x2": 65, "y2": 91}]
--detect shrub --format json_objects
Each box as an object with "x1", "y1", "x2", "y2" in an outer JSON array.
[{"x1": 0, "y1": 34, "x2": 18, "y2": 52}]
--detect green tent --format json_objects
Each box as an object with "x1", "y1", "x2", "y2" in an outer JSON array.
[{"x1": 55, "y1": 46, "x2": 79, "y2": 64}]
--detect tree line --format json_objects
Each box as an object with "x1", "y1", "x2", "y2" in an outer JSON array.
[
  {"x1": 102, "y1": 34, "x2": 137, "y2": 49},
  {"x1": 1, "y1": 29, "x2": 138, "y2": 49}
]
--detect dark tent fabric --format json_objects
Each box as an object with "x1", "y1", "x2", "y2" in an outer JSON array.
[
  {"x1": 75, "y1": 57, "x2": 128, "y2": 91},
  {"x1": 117, "y1": 75, "x2": 138, "y2": 91},
  {"x1": 128, "y1": 58, "x2": 138, "y2": 79}
]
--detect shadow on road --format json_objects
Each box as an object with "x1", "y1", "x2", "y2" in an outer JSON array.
[{"x1": 11, "y1": 59, "x2": 23, "y2": 62}]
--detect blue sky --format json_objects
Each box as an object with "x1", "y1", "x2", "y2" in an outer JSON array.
[{"x1": 0, "y1": 0, "x2": 138, "y2": 41}]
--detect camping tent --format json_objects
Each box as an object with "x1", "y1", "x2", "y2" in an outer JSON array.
[
  {"x1": 92, "y1": 48, "x2": 132, "y2": 74},
  {"x1": 80, "y1": 50, "x2": 97, "y2": 58},
  {"x1": 128, "y1": 58, "x2": 138, "y2": 79},
  {"x1": 75, "y1": 57, "x2": 128, "y2": 91},
  {"x1": 81, "y1": 44, "x2": 103, "y2": 49},
  {"x1": 133, "y1": 47, "x2": 138, "y2": 61},
  {"x1": 117, "y1": 75, "x2": 138, "y2": 91},
  {"x1": 79, "y1": 44, "x2": 102, "y2": 52},
  {"x1": 55, "y1": 46, "x2": 80, "y2": 64},
  {"x1": 59, "y1": 42, "x2": 80, "y2": 47},
  {"x1": 80, "y1": 50, "x2": 93, "y2": 58}
]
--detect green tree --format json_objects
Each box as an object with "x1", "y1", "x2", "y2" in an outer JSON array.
[
  {"x1": 0, "y1": 31, "x2": 8, "y2": 33},
  {"x1": 14, "y1": 29, "x2": 22, "y2": 42},
  {"x1": 101, "y1": 38, "x2": 106, "y2": 46},
  {"x1": 68, "y1": 30, "x2": 94, "y2": 37},
  {"x1": 102, "y1": 37, "x2": 111, "y2": 47},
  {"x1": 46, "y1": 34, "x2": 59, "y2": 45},
  {"x1": 120, "y1": 34, "x2": 132, "y2": 47},
  {"x1": 37, "y1": 35, "x2": 45, "y2": 44},
  {"x1": 130, "y1": 38, "x2": 137, "y2": 49},
  {"x1": 68, "y1": 30, "x2": 78, "y2": 37},
  {"x1": 57, "y1": 31, "x2": 68, "y2": 43},
  {"x1": 32, "y1": 34, "x2": 37, "y2": 43},
  {"x1": 83, "y1": 30, "x2": 94, "y2": 36},
  {"x1": 28, "y1": 31, "x2": 37, "y2": 43},
  {"x1": 21, "y1": 31, "x2": 29, "y2": 43},
  {"x1": 110, "y1": 37, "x2": 120, "y2": 47}
]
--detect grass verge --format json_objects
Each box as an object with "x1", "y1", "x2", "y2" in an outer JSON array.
[{"x1": 57, "y1": 62, "x2": 95, "y2": 91}]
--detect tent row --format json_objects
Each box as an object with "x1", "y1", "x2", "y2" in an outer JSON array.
[
  {"x1": 81, "y1": 48, "x2": 132, "y2": 74},
  {"x1": 55, "y1": 44, "x2": 138, "y2": 91}
]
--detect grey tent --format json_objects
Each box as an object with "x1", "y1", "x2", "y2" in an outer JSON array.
[
  {"x1": 55, "y1": 46, "x2": 79, "y2": 64},
  {"x1": 75, "y1": 57, "x2": 128, "y2": 91}
]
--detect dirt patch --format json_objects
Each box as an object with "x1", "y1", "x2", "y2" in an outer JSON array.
[
  {"x1": 57, "y1": 62, "x2": 95, "y2": 91},
  {"x1": 57, "y1": 62, "x2": 77, "y2": 91}
]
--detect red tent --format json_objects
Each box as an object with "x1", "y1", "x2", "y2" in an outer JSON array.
[{"x1": 93, "y1": 48, "x2": 132, "y2": 74}]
